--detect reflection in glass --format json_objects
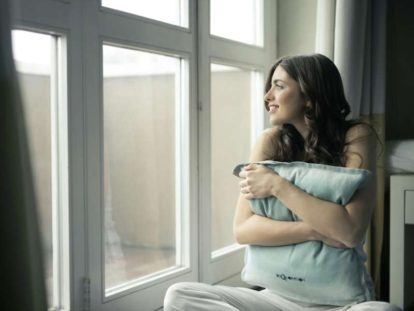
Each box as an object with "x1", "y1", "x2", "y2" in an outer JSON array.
[{"x1": 103, "y1": 45, "x2": 179, "y2": 292}]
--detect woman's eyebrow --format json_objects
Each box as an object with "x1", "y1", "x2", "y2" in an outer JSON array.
[{"x1": 272, "y1": 79, "x2": 285, "y2": 84}]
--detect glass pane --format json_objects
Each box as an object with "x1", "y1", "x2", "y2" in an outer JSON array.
[
  {"x1": 210, "y1": 0, "x2": 263, "y2": 46},
  {"x1": 101, "y1": 0, "x2": 189, "y2": 28},
  {"x1": 210, "y1": 63, "x2": 253, "y2": 253},
  {"x1": 12, "y1": 30, "x2": 53, "y2": 307},
  {"x1": 103, "y1": 45, "x2": 179, "y2": 292}
]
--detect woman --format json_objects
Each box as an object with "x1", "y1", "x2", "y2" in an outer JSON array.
[{"x1": 163, "y1": 54, "x2": 401, "y2": 311}]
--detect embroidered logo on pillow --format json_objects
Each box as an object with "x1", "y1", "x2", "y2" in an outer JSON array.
[{"x1": 233, "y1": 160, "x2": 375, "y2": 306}]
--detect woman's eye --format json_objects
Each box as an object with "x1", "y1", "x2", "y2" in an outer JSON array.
[{"x1": 275, "y1": 84, "x2": 283, "y2": 89}]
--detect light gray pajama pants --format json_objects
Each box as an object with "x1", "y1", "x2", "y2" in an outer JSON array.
[{"x1": 163, "y1": 282, "x2": 402, "y2": 311}]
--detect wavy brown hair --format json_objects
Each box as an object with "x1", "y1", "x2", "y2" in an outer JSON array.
[{"x1": 264, "y1": 53, "x2": 383, "y2": 167}]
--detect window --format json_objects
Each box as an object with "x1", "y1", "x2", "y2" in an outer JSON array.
[
  {"x1": 210, "y1": 0, "x2": 264, "y2": 46},
  {"x1": 198, "y1": 0, "x2": 269, "y2": 284},
  {"x1": 11, "y1": 29, "x2": 69, "y2": 310},
  {"x1": 101, "y1": 0, "x2": 189, "y2": 28},
  {"x1": 11, "y1": 0, "x2": 275, "y2": 309},
  {"x1": 210, "y1": 63, "x2": 261, "y2": 256},
  {"x1": 102, "y1": 44, "x2": 186, "y2": 295}
]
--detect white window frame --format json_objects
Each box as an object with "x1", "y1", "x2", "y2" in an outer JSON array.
[
  {"x1": 198, "y1": 0, "x2": 276, "y2": 285},
  {"x1": 10, "y1": 0, "x2": 276, "y2": 310},
  {"x1": 83, "y1": 0, "x2": 198, "y2": 307},
  {"x1": 10, "y1": 24, "x2": 70, "y2": 311},
  {"x1": 11, "y1": 1, "x2": 85, "y2": 310}
]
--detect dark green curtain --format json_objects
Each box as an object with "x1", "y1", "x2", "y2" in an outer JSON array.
[{"x1": 0, "y1": 0, "x2": 47, "y2": 309}]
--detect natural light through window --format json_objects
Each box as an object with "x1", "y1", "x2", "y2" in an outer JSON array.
[
  {"x1": 103, "y1": 44, "x2": 186, "y2": 296},
  {"x1": 210, "y1": 0, "x2": 264, "y2": 46},
  {"x1": 101, "y1": 0, "x2": 189, "y2": 28},
  {"x1": 12, "y1": 30, "x2": 51, "y2": 75},
  {"x1": 12, "y1": 29, "x2": 69, "y2": 310},
  {"x1": 210, "y1": 63, "x2": 260, "y2": 257}
]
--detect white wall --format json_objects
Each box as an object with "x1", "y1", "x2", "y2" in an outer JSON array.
[{"x1": 277, "y1": 0, "x2": 317, "y2": 57}]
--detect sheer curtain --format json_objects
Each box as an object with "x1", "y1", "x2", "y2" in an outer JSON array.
[
  {"x1": 315, "y1": 0, "x2": 387, "y2": 300},
  {"x1": 0, "y1": 0, "x2": 47, "y2": 309}
]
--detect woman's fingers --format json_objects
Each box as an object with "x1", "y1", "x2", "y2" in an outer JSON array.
[
  {"x1": 240, "y1": 185, "x2": 250, "y2": 193},
  {"x1": 243, "y1": 163, "x2": 256, "y2": 171},
  {"x1": 239, "y1": 167, "x2": 252, "y2": 178}
]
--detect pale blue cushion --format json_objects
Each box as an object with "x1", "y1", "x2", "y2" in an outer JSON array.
[{"x1": 232, "y1": 160, "x2": 375, "y2": 306}]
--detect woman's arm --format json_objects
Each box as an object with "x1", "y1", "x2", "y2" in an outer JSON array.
[
  {"x1": 270, "y1": 124, "x2": 377, "y2": 248},
  {"x1": 233, "y1": 127, "x2": 316, "y2": 246},
  {"x1": 234, "y1": 199, "x2": 315, "y2": 245}
]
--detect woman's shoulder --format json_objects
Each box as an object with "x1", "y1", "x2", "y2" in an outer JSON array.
[
  {"x1": 249, "y1": 127, "x2": 280, "y2": 162},
  {"x1": 261, "y1": 126, "x2": 282, "y2": 150},
  {"x1": 343, "y1": 122, "x2": 378, "y2": 170},
  {"x1": 262, "y1": 126, "x2": 281, "y2": 139},
  {"x1": 345, "y1": 122, "x2": 376, "y2": 145}
]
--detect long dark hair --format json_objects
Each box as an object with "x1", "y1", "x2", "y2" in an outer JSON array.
[{"x1": 264, "y1": 53, "x2": 383, "y2": 167}]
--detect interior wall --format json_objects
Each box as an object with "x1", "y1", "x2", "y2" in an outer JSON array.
[
  {"x1": 264, "y1": 0, "x2": 317, "y2": 129},
  {"x1": 276, "y1": 0, "x2": 317, "y2": 58}
]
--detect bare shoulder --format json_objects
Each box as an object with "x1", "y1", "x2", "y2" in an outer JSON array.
[
  {"x1": 249, "y1": 126, "x2": 280, "y2": 162},
  {"x1": 263, "y1": 126, "x2": 281, "y2": 138},
  {"x1": 345, "y1": 123, "x2": 376, "y2": 144},
  {"x1": 344, "y1": 123, "x2": 377, "y2": 170}
]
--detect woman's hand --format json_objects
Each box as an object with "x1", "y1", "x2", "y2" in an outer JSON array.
[{"x1": 238, "y1": 163, "x2": 284, "y2": 200}]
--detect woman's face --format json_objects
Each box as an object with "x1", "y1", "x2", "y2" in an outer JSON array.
[{"x1": 264, "y1": 65, "x2": 308, "y2": 127}]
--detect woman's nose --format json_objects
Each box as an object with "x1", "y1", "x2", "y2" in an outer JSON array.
[{"x1": 264, "y1": 90, "x2": 273, "y2": 101}]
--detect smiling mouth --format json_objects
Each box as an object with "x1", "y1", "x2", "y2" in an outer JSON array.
[{"x1": 269, "y1": 105, "x2": 279, "y2": 112}]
